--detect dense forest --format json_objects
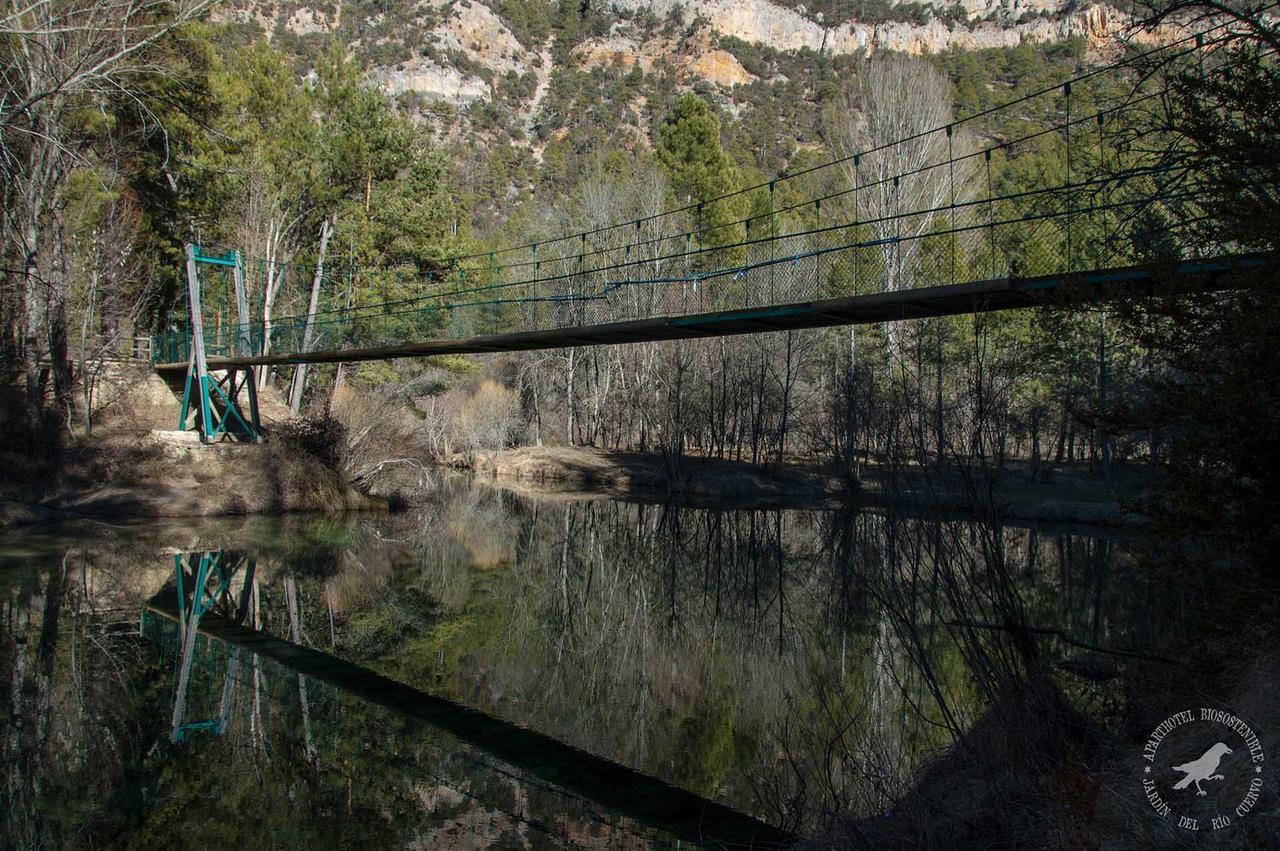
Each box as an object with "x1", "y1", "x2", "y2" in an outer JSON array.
[
  {"x1": 0, "y1": 0, "x2": 1128, "y2": 463},
  {"x1": 2, "y1": 0, "x2": 1276, "y2": 526}
]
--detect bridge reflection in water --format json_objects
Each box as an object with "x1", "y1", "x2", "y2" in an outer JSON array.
[
  {"x1": 142, "y1": 549, "x2": 793, "y2": 849},
  {"x1": 125, "y1": 480, "x2": 1145, "y2": 843}
]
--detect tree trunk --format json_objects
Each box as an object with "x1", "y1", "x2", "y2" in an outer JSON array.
[
  {"x1": 48, "y1": 213, "x2": 73, "y2": 422},
  {"x1": 776, "y1": 331, "x2": 796, "y2": 467},
  {"x1": 22, "y1": 228, "x2": 44, "y2": 437},
  {"x1": 258, "y1": 258, "x2": 281, "y2": 389},
  {"x1": 327, "y1": 361, "x2": 345, "y2": 418},
  {"x1": 935, "y1": 324, "x2": 945, "y2": 460},
  {"x1": 1098, "y1": 311, "x2": 1112, "y2": 482},
  {"x1": 846, "y1": 325, "x2": 860, "y2": 480},
  {"x1": 565, "y1": 346, "x2": 576, "y2": 443},
  {"x1": 79, "y1": 265, "x2": 99, "y2": 436},
  {"x1": 289, "y1": 216, "x2": 333, "y2": 416}
]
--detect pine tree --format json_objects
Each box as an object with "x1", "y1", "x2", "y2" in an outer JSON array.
[{"x1": 656, "y1": 94, "x2": 745, "y2": 259}]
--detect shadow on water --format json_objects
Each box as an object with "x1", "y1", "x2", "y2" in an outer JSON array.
[{"x1": 0, "y1": 478, "x2": 1160, "y2": 847}]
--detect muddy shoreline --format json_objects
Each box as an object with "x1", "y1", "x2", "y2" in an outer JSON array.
[
  {"x1": 444, "y1": 445, "x2": 1156, "y2": 526},
  {"x1": 3, "y1": 438, "x2": 1155, "y2": 530}
]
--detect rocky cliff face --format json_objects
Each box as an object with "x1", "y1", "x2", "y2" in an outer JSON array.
[
  {"x1": 614, "y1": 0, "x2": 1119, "y2": 55},
  {"x1": 216, "y1": 0, "x2": 1162, "y2": 223},
  {"x1": 223, "y1": 0, "x2": 1134, "y2": 107}
]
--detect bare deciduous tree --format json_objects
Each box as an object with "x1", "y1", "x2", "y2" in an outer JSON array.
[
  {"x1": 825, "y1": 57, "x2": 976, "y2": 360},
  {"x1": 1, "y1": 0, "x2": 215, "y2": 435}
]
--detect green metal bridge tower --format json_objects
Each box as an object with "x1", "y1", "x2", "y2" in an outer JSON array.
[{"x1": 178, "y1": 244, "x2": 262, "y2": 443}]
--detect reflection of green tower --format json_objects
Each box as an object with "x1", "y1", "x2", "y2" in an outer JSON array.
[{"x1": 159, "y1": 551, "x2": 256, "y2": 743}]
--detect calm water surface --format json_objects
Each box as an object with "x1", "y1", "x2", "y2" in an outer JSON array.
[{"x1": 1, "y1": 476, "x2": 1152, "y2": 848}]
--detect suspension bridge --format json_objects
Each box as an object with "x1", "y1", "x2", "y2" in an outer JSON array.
[{"x1": 152, "y1": 22, "x2": 1270, "y2": 443}]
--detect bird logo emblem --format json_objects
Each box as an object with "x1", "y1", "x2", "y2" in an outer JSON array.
[
  {"x1": 1172, "y1": 742, "x2": 1232, "y2": 796},
  {"x1": 1140, "y1": 709, "x2": 1265, "y2": 830}
]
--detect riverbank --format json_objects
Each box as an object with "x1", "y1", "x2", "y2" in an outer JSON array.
[
  {"x1": 445, "y1": 445, "x2": 1156, "y2": 525},
  {"x1": 0, "y1": 435, "x2": 382, "y2": 529},
  {"x1": 1, "y1": 363, "x2": 1150, "y2": 529},
  {"x1": 0, "y1": 369, "x2": 383, "y2": 528}
]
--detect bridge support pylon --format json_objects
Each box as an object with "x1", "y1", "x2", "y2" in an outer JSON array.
[{"x1": 178, "y1": 244, "x2": 262, "y2": 442}]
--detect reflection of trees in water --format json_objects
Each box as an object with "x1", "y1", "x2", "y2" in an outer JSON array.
[
  {"x1": 134, "y1": 613, "x2": 678, "y2": 849},
  {"x1": 753, "y1": 507, "x2": 1146, "y2": 832},
  {"x1": 1, "y1": 547, "x2": 697, "y2": 848},
  {"x1": 1, "y1": 551, "x2": 160, "y2": 848},
  {"x1": 251, "y1": 482, "x2": 1146, "y2": 832},
  {"x1": 0, "y1": 494, "x2": 1149, "y2": 843}
]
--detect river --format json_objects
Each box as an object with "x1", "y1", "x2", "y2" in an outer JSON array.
[{"x1": 0, "y1": 475, "x2": 1150, "y2": 848}]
